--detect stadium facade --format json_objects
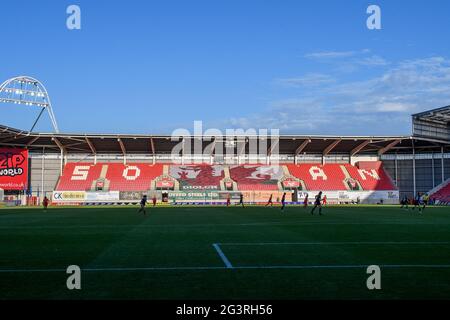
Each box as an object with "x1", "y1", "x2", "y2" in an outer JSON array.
[{"x1": 1, "y1": 106, "x2": 449, "y2": 206}]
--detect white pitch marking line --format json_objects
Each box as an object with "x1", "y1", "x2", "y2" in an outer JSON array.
[
  {"x1": 218, "y1": 241, "x2": 450, "y2": 246},
  {"x1": 1, "y1": 222, "x2": 448, "y2": 230},
  {"x1": 2, "y1": 264, "x2": 450, "y2": 273},
  {"x1": 212, "y1": 243, "x2": 234, "y2": 269},
  {"x1": 0, "y1": 266, "x2": 226, "y2": 273}
]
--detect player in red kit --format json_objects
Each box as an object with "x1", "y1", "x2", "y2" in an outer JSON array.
[
  {"x1": 43, "y1": 196, "x2": 49, "y2": 212},
  {"x1": 322, "y1": 195, "x2": 327, "y2": 206},
  {"x1": 303, "y1": 194, "x2": 309, "y2": 208},
  {"x1": 226, "y1": 194, "x2": 231, "y2": 207},
  {"x1": 152, "y1": 195, "x2": 157, "y2": 207}
]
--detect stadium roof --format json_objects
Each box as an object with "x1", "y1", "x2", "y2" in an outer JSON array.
[
  {"x1": 412, "y1": 105, "x2": 450, "y2": 124},
  {"x1": 1, "y1": 124, "x2": 448, "y2": 156}
]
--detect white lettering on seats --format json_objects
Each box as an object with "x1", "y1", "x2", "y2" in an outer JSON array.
[
  {"x1": 358, "y1": 169, "x2": 380, "y2": 180},
  {"x1": 71, "y1": 166, "x2": 90, "y2": 180},
  {"x1": 123, "y1": 166, "x2": 141, "y2": 181},
  {"x1": 310, "y1": 166, "x2": 327, "y2": 180}
]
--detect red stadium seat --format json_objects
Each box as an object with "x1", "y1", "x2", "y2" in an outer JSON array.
[
  {"x1": 430, "y1": 181, "x2": 450, "y2": 203},
  {"x1": 56, "y1": 163, "x2": 103, "y2": 191},
  {"x1": 286, "y1": 163, "x2": 397, "y2": 191},
  {"x1": 286, "y1": 164, "x2": 347, "y2": 190},
  {"x1": 344, "y1": 164, "x2": 396, "y2": 190},
  {"x1": 56, "y1": 163, "x2": 163, "y2": 191},
  {"x1": 106, "y1": 164, "x2": 163, "y2": 191},
  {"x1": 55, "y1": 162, "x2": 396, "y2": 192}
]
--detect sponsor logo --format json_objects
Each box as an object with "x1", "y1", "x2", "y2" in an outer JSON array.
[
  {"x1": 53, "y1": 191, "x2": 86, "y2": 201},
  {"x1": 181, "y1": 185, "x2": 219, "y2": 190},
  {"x1": 0, "y1": 152, "x2": 25, "y2": 177}
]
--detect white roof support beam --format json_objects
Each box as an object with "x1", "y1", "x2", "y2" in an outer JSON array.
[
  {"x1": 52, "y1": 137, "x2": 66, "y2": 154},
  {"x1": 118, "y1": 138, "x2": 127, "y2": 164},
  {"x1": 295, "y1": 139, "x2": 311, "y2": 155},
  {"x1": 25, "y1": 136, "x2": 40, "y2": 148},
  {"x1": 209, "y1": 139, "x2": 217, "y2": 156},
  {"x1": 85, "y1": 137, "x2": 96, "y2": 155},
  {"x1": 238, "y1": 139, "x2": 247, "y2": 156},
  {"x1": 267, "y1": 139, "x2": 279, "y2": 157},
  {"x1": 150, "y1": 137, "x2": 156, "y2": 155},
  {"x1": 350, "y1": 140, "x2": 371, "y2": 156},
  {"x1": 52, "y1": 137, "x2": 66, "y2": 176},
  {"x1": 378, "y1": 139, "x2": 401, "y2": 156},
  {"x1": 323, "y1": 139, "x2": 341, "y2": 156}
]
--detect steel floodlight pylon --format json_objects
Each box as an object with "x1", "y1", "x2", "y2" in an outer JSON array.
[{"x1": 0, "y1": 76, "x2": 59, "y2": 133}]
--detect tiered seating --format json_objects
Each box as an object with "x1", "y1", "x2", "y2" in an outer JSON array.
[
  {"x1": 106, "y1": 164, "x2": 163, "y2": 191},
  {"x1": 169, "y1": 165, "x2": 225, "y2": 190},
  {"x1": 229, "y1": 165, "x2": 282, "y2": 191},
  {"x1": 344, "y1": 163, "x2": 396, "y2": 190},
  {"x1": 287, "y1": 164, "x2": 347, "y2": 190},
  {"x1": 430, "y1": 182, "x2": 450, "y2": 203},
  {"x1": 56, "y1": 163, "x2": 102, "y2": 191},
  {"x1": 287, "y1": 163, "x2": 397, "y2": 191},
  {"x1": 56, "y1": 163, "x2": 163, "y2": 191},
  {"x1": 56, "y1": 162, "x2": 397, "y2": 193}
]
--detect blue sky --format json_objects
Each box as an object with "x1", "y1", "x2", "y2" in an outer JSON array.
[{"x1": 0, "y1": 0, "x2": 449, "y2": 135}]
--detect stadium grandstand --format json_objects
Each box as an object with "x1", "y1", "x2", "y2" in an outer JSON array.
[{"x1": 1, "y1": 105, "x2": 449, "y2": 206}]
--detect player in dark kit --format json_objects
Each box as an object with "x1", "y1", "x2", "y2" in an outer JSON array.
[
  {"x1": 266, "y1": 194, "x2": 273, "y2": 206},
  {"x1": 400, "y1": 195, "x2": 409, "y2": 210},
  {"x1": 138, "y1": 195, "x2": 148, "y2": 215},
  {"x1": 281, "y1": 192, "x2": 286, "y2": 212},
  {"x1": 311, "y1": 191, "x2": 323, "y2": 215},
  {"x1": 239, "y1": 193, "x2": 245, "y2": 208},
  {"x1": 412, "y1": 192, "x2": 422, "y2": 213}
]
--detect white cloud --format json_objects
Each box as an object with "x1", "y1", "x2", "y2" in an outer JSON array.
[
  {"x1": 356, "y1": 55, "x2": 389, "y2": 67},
  {"x1": 304, "y1": 49, "x2": 371, "y2": 60},
  {"x1": 304, "y1": 51, "x2": 358, "y2": 59},
  {"x1": 375, "y1": 102, "x2": 415, "y2": 112},
  {"x1": 274, "y1": 73, "x2": 335, "y2": 88},
  {"x1": 305, "y1": 49, "x2": 389, "y2": 73},
  {"x1": 222, "y1": 56, "x2": 450, "y2": 135}
]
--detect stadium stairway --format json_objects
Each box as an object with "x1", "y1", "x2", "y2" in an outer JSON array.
[{"x1": 429, "y1": 179, "x2": 450, "y2": 204}]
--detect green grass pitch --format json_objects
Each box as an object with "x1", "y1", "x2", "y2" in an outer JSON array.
[{"x1": 1, "y1": 205, "x2": 450, "y2": 300}]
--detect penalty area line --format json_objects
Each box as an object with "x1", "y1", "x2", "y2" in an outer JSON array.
[{"x1": 212, "y1": 243, "x2": 234, "y2": 269}]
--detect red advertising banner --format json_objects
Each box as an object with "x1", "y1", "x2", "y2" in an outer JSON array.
[
  {"x1": 282, "y1": 179, "x2": 300, "y2": 188},
  {"x1": 0, "y1": 148, "x2": 29, "y2": 190},
  {"x1": 156, "y1": 179, "x2": 174, "y2": 188}
]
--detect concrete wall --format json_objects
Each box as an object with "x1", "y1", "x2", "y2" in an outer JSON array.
[{"x1": 29, "y1": 153, "x2": 62, "y2": 198}]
